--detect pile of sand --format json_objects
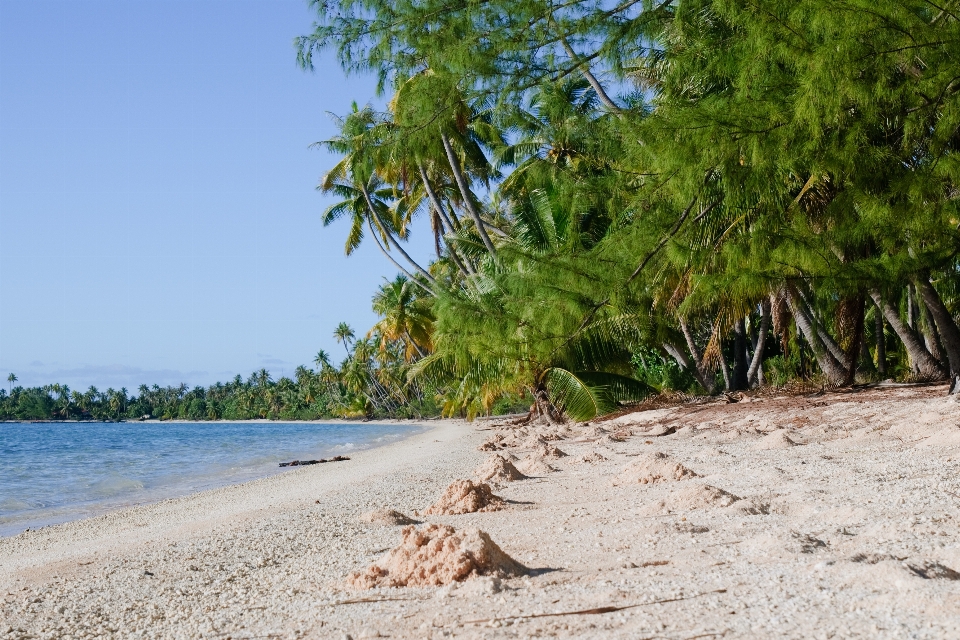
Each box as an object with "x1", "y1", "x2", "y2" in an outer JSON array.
[
  {"x1": 360, "y1": 509, "x2": 416, "y2": 526},
  {"x1": 520, "y1": 434, "x2": 548, "y2": 449},
  {"x1": 347, "y1": 524, "x2": 527, "y2": 588},
  {"x1": 477, "y1": 437, "x2": 503, "y2": 452},
  {"x1": 535, "y1": 442, "x2": 567, "y2": 458},
  {"x1": 643, "y1": 424, "x2": 677, "y2": 437},
  {"x1": 424, "y1": 480, "x2": 505, "y2": 515},
  {"x1": 612, "y1": 451, "x2": 699, "y2": 485},
  {"x1": 652, "y1": 483, "x2": 740, "y2": 513},
  {"x1": 474, "y1": 454, "x2": 527, "y2": 483},
  {"x1": 753, "y1": 430, "x2": 799, "y2": 450},
  {"x1": 517, "y1": 455, "x2": 557, "y2": 476},
  {"x1": 585, "y1": 425, "x2": 609, "y2": 438}
]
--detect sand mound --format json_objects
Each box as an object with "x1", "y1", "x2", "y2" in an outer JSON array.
[
  {"x1": 644, "y1": 424, "x2": 677, "y2": 437},
  {"x1": 613, "y1": 452, "x2": 698, "y2": 486},
  {"x1": 577, "y1": 451, "x2": 608, "y2": 464},
  {"x1": 360, "y1": 509, "x2": 417, "y2": 526},
  {"x1": 753, "y1": 430, "x2": 799, "y2": 450},
  {"x1": 424, "y1": 480, "x2": 504, "y2": 515},
  {"x1": 517, "y1": 454, "x2": 557, "y2": 476},
  {"x1": 664, "y1": 483, "x2": 740, "y2": 510},
  {"x1": 477, "y1": 433, "x2": 507, "y2": 451},
  {"x1": 520, "y1": 434, "x2": 548, "y2": 449},
  {"x1": 535, "y1": 442, "x2": 567, "y2": 459},
  {"x1": 347, "y1": 524, "x2": 527, "y2": 588},
  {"x1": 474, "y1": 454, "x2": 527, "y2": 483}
]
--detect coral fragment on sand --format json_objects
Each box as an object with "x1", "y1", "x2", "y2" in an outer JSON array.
[
  {"x1": 347, "y1": 524, "x2": 527, "y2": 588},
  {"x1": 425, "y1": 480, "x2": 504, "y2": 515}
]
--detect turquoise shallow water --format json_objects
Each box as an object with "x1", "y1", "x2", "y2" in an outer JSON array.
[{"x1": 0, "y1": 420, "x2": 422, "y2": 537}]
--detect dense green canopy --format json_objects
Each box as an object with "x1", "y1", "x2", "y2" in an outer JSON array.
[{"x1": 299, "y1": 0, "x2": 960, "y2": 418}]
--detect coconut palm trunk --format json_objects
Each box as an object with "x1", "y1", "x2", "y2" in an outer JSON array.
[
  {"x1": 875, "y1": 299, "x2": 887, "y2": 377},
  {"x1": 914, "y1": 278, "x2": 960, "y2": 393},
  {"x1": 869, "y1": 289, "x2": 946, "y2": 380},
  {"x1": 418, "y1": 164, "x2": 475, "y2": 276},
  {"x1": 784, "y1": 283, "x2": 848, "y2": 384},
  {"x1": 440, "y1": 132, "x2": 498, "y2": 258},
  {"x1": 747, "y1": 300, "x2": 771, "y2": 386},
  {"x1": 357, "y1": 181, "x2": 437, "y2": 288}
]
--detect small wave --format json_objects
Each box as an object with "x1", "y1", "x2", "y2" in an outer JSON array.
[
  {"x1": 88, "y1": 475, "x2": 145, "y2": 498},
  {"x1": 0, "y1": 497, "x2": 44, "y2": 514},
  {"x1": 332, "y1": 442, "x2": 356, "y2": 451}
]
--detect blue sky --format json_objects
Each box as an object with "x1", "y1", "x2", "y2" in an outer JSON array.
[{"x1": 0, "y1": 0, "x2": 432, "y2": 390}]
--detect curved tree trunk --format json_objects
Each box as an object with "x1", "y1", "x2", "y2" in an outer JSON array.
[
  {"x1": 557, "y1": 34, "x2": 623, "y2": 114},
  {"x1": 869, "y1": 289, "x2": 946, "y2": 380},
  {"x1": 365, "y1": 220, "x2": 433, "y2": 295},
  {"x1": 914, "y1": 278, "x2": 960, "y2": 393},
  {"x1": 679, "y1": 318, "x2": 719, "y2": 394},
  {"x1": 358, "y1": 182, "x2": 438, "y2": 287},
  {"x1": 784, "y1": 283, "x2": 848, "y2": 384},
  {"x1": 418, "y1": 164, "x2": 476, "y2": 275},
  {"x1": 440, "y1": 132, "x2": 498, "y2": 258},
  {"x1": 662, "y1": 341, "x2": 715, "y2": 394}
]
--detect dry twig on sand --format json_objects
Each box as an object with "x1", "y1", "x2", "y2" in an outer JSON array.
[{"x1": 457, "y1": 588, "x2": 727, "y2": 625}]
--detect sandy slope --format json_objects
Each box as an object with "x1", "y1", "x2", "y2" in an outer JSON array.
[{"x1": 3, "y1": 387, "x2": 960, "y2": 639}]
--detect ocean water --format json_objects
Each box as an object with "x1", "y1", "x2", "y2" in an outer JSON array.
[{"x1": 0, "y1": 420, "x2": 422, "y2": 537}]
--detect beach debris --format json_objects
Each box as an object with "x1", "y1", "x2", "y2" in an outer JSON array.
[
  {"x1": 612, "y1": 452, "x2": 699, "y2": 485},
  {"x1": 753, "y1": 430, "x2": 799, "y2": 450},
  {"x1": 360, "y1": 509, "x2": 417, "y2": 526},
  {"x1": 639, "y1": 560, "x2": 670, "y2": 567},
  {"x1": 346, "y1": 524, "x2": 527, "y2": 588},
  {"x1": 517, "y1": 454, "x2": 558, "y2": 476},
  {"x1": 474, "y1": 454, "x2": 527, "y2": 483},
  {"x1": 728, "y1": 497, "x2": 771, "y2": 515},
  {"x1": 904, "y1": 561, "x2": 960, "y2": 580},
  {"x1": 279, "y1": 455, "x2": 350, "y2": 467},
  {"x1": 459, "y1": 588, "x2": 727, "y2": 625},
  {"x1": 792, "y1": 532, "x2": 828, "y2": 553},
  {"x1": 850, "y1": 553, "x2": 899, "y2": 564},
  {"x1": 424, "y1": 480, "x2": 505, "y2": 515},
  {"x1": 674, "y1": 521, "x2": 710, "y2": 534}
]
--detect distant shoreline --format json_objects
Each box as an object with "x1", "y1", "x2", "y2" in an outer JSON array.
[{"x1": 0, "y1": 417, "x2": 439, "y2": 424}]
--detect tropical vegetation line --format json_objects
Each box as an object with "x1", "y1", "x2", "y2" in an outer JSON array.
[{"x1": 5, "y1": 1, "x2": 960, "y2": 422}]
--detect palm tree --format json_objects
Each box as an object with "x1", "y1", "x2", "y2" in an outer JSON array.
[
  {"x1": 7, "y1": 373, "x2": 16, "y2": 393},
  {"x1": 314, "y1": 349, "x2": 332, "y2": 370},
  {"x1": 333, "y1": 322, "x2": 355, "y2": 355},
  {"x1": 317, "y1": 104, "x2": 437, "y2": 289},
  {"x1": 370, "y1": 275, "x2": 434, "y2": 361}
]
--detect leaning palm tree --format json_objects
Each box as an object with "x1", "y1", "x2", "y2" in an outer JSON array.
[{"x1": 317, "y1": 104, "x2": 437, "y2": 290}]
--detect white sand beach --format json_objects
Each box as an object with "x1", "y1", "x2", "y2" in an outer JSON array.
[{"x1": 3, "y1": 386, "x2": 960, "y2": 639}]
